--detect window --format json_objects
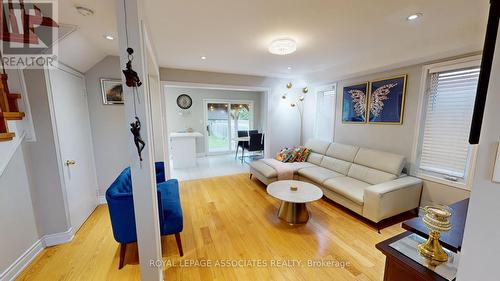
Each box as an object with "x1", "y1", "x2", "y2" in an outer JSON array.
[
  {"x1": 314, "y1": 84, "x2": 336, "y2": 142},
  {"x1": 416, "y1": 59, "x2": 480, "y2": 187}
]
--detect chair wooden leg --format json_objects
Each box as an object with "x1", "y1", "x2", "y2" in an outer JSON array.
[
  {"x1": 175, "y1": 233, "x2": 184, "y2": 257},
  {"x1": 249, "y1": 173, "x2": 253, "y2": 179},
  {"x1": 119, "y1": 243, "x2": 127, "y2": 269}
]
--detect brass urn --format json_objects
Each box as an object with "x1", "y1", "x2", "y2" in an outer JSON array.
[{"x1": 418, "y1": 205, "x2": 452, "y2": 263}]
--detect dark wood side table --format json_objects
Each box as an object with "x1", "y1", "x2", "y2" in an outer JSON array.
[
  {"x1": 376, "y1": 232, "x2": 450, "y2": 281},
  {"x1": 402, "y1": 198, "x2": 469, "y2": 252},
  {"x1": 376, "y1": 198, "x2": 469, "y2": 281}
]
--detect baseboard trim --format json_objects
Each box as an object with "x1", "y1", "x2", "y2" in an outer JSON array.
[
  {"x1": 0, "y1": 239, "x2": 43, "y2": 281},
  {"x1": 98, "y1": 195, "x2": 107, "y2": 205},
  {"x1": 41, "y1": 228, "x2": 74, "y2": 247}
]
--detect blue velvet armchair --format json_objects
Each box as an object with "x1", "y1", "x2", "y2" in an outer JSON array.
[{"x1": 106, "y1": 162, "x2": 183, "y2": 269}]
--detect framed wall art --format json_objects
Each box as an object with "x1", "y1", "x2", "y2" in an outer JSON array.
[
  {"x1": 100, "y1": 78, "x2": 124, "y2": 105},
  {"x1": 342, "y1": 82, "x2": 369, "y2": 123},
  {"x1": 368, "y1": 75, "x2": 407, "y2": 124}
]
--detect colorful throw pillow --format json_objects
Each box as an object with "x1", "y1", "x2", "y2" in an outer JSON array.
[
  {"x1": 275, "y1": 148, "x2": 292, "y2": 162},
  {"x1": 275, "y1": 146, "x2": 311, "y2": 162},
  {"x1": 294, "y1": 146, "x2": 311, "y2": 162}
]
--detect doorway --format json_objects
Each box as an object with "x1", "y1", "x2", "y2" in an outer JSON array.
[
  {"x1": 46, "y1": 64, "x2": 98, "y2": 232},
  {"x1": 163, "y1": 83, "x2": 270, "y2": 181},
  {"x1": 204, "y1": 100, "x2": 254, "y2": 155}
]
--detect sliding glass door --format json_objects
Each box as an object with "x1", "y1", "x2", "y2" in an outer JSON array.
[
  {"x1": 230, "y1": 103, "x2": 251, "y2": 150},
  {"x1": 205, "y1": 100, "x2": 253, "y2": 154},
  {"x1": 206, "y1": 102, "x2": 231, "y2": 153}
]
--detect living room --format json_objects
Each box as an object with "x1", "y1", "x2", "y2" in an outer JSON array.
[{"x1": 0, "y1": 1, "x2": 498, "y2": 281}]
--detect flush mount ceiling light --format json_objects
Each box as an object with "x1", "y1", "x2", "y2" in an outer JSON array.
[
  {"x1": 407, "y1": 13, "x2": 423, "y2": 21},
  {"x1": 268, "y1": 38, "x2": 297, "y2": 55},
  {"x1": 75, "y1": 5, "x2": 94, "y2": 16},
  {"x1": 201, "y1": 56, "x2": 207, "y2": 60}
]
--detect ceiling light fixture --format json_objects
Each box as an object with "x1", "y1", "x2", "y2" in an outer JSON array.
[
  {"x1": 75, "y1": 5, "x2": 94, "y2": 16},
  {"x1": 287, "y1": 66, "x2": 292, "y2": 70},
  {"x1": 103, "y1": 34, "x2": 114, "y2": 40},
  {"x1": 268, "y1": 38, "x2": 297, "y2": 55},
  {"x1": 201, "y1": 56, "x2": 207, "y2": 60},
  {"x1": 407, "y1": 13, "x2": 423, "y2": 21}
]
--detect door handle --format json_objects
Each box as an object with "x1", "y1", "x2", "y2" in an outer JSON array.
[{"x1": 65, "y1": 160, "x2": 76, "y2": 166}]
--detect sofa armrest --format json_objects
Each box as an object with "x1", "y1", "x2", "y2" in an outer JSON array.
[{"x1": 363, "y1": 176, "x2": 422, "y2": 223}]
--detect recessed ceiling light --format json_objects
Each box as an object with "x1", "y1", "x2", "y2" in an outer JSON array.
[
  {"x1": 407, "y1": 13, "x2": 423, "y2": 21},
  {"x1": 75, "y1": 5, "x2": 94, "y2": 16},
  {"x1": 103, "y1": 34, "x2": 114, "y2": 40},
  {"x1": 287, "y1": 66, "x2": 292, "y2": 70},
  {"x1": 268, "y1": 38, "x2": 297, "y2": 55},
  {"x1": 201, "y1": 56, "x2": 207, "y2": 60}
]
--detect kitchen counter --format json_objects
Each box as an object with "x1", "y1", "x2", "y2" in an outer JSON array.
[{"x1": 169, "y1": 132, "x2": 203, "y2": 168}]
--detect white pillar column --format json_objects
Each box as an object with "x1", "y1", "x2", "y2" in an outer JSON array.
[{"x1": 115, "y1": 0, "x2": 163, "y2": 280}]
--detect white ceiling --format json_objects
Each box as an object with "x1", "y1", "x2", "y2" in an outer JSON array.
[
  {"x1": 58, "y1": 0, "x2": 489, "y2": 78},
  {"x1": 57, "y1": 0, "x2": 118, "y2": 72}
]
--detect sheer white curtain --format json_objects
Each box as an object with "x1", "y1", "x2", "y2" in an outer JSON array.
[{"x1": 314, "y1": 86, "x2": 336, "y2": 142}]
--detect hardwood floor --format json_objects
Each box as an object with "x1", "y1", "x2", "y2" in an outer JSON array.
[{"x1": 18, "y1": 173, "x2": 404, "y2": 281}]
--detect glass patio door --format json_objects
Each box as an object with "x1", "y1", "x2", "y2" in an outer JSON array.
[
  {"x1": 205, "y1": 100, "x2": 254, "y2": 154},
  {"x1": 230, "y1": 103, "x2": 251, "y2": 150},
  {"x1": 206, "y1": 102, "x2": 231, "y2": 153}
]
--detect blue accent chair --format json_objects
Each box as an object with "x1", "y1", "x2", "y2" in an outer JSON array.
[{"x1": 106, "y1": 162, "x2": 183, "y2": 269}]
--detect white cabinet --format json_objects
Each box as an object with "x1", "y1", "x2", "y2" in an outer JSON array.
[{"x1": 170, "y1": 132, "x2": 203, "y2": 168}]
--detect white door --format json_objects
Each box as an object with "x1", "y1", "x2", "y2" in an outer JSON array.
[{"x1": 48, "y1": 66, "x2": 98, "y2": 232}]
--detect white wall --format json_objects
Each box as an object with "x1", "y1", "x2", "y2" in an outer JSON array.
[
  {"x1": 457, "y1": 27, "x2": 500, "y2": 281},
  {"x1": 0, "y1": 144, "x2": 39, "y2": 276},
  {"x1": 84, "y1": 56, "x2": 129, "y2": 196},
  {"x1": 0, "y1": 69, "x2": 39, "y2": 277},
  {"x1": 165, "y1": 87, "x2": 263, "y2": 154},
  {"x1": 303, "y1": 57, "x2": 474, "y2": 207}
]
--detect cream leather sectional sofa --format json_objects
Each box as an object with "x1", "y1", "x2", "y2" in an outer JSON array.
[{"x1": 249, "y1": 139, "x2": 423, "y2": 224}]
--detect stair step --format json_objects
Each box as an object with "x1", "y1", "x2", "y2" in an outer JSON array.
[
  {"x1": 7, "y1": 93, "x2": 21, "y2": 99},
  {"x1": 0, "y1": 132, "x2": 15, "y2": 141},
  {"x1": 0, "y1": 111, "x2": 25, "y2": 120}
]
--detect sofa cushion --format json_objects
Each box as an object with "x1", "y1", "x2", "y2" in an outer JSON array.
[
  {"x1": 306, "y1": 152, "x2": 324, "y2": 165},
  {"x1": 323, "y1": 176, "x2": 370, "y2": 205},
  {"x1": 304, "y1": 139, "x2": 331, "y2": 154},
  {"x1": 324, "y1": 143, "x2": 359, "y2": 162},
  {"x1": 347, "y1": 164, "x2": 397, "y2": 185},
  {"x1": 320, "y1": 156, "x2": 352, "y2": 175},
  {"x1": 249, "y1": 160, "x2": 277, "y2": 178},
  {"x1": 353, "y1": 148, "x2": 406, "y2": 176},
  {"x1": 250, "y1": 160, "x2": 315, "y2": 178},
  {"x1": 298, "y1": 166, "x2": 343, "y2": 184},
  {"x1": 289, "y1": 161, "x2": 316, "y2": 171}
]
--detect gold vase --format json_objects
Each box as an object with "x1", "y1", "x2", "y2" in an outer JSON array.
[{"x1": 417, "y1": 205, "x2": 452, "y2": 263}]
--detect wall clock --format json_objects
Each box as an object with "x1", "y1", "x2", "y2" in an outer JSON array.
[{"x1": 176, "y1": 94, "x2": 192, "y2": 109}]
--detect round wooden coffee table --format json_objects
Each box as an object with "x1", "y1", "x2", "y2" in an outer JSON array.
[{"x1": 266, "y1": 180, "x2": 323, "y2": 224}]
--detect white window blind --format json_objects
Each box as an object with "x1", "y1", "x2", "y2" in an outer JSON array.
[
  {"x1": 314, "y1": 87, "x2": 336, "y2": 142},
  {"x1": 419, "y1": 67, "x2": 480, "y2": 179}
]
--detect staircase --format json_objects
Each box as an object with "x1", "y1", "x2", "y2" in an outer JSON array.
[{"x1": 0, "y1": 73, "x2": 25, "y2": 141}]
